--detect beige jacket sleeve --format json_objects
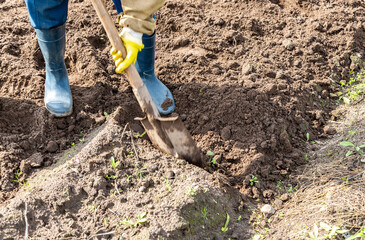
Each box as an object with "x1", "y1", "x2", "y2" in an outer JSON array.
[{"x1": 119, "y1": 0, "x2": 165, "y2": 35}]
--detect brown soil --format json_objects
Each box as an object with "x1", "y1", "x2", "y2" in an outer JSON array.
[{"x1": 1, "y1": 0, "x2": 364, "y2": 239}]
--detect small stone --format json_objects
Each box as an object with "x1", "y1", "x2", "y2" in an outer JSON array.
[
  {"x1": 241, "y1": 63, "x2": 255, "y2": 75},
  {"x1": 274, "y1": 199, "x2": 283, "y2": 208},
  {"x1": 180, "y1": 114, "x2": 187, "y2": 121},
  {"x1": 28, "y1": 153, "x2": 43, "y2": 167},
  {"x1": 19, "y1": 160, "x2": 31, "y2": 175},
  {"x1": 68, "y1": 125, "x2": 75, "y2": 133},
  {"x1": 220, "y1": 126, "x2": 231, "y2": 140},
  {"x1": 138, "y1": 186, "x2": 147, "y2": 193},
  {"x1": 280, "y1": 170, "x2": 288, "y2": 175},
  {"x1": 280, "y1": 193, "x2": 290, "y2": 202},
  {"x1": 276, "y1": 70, "x2": 285, "y2": 79},
  {"x1": 294, "y1": 60, "x2": 301, "y2": 67},
  {"x1": 252, "y1": 186, "x2": 260, "y2": 199},
  {"x1": 260, "y1": 204, "x2": 276, "y2": 214},
  {"x1": 45, "y1": 141, "x2": 58, "y2": 153},
  {"x1": 166, "y1": 171, "x2": 175, "y2": 179},
  {"x1": 282, "y1": 39, "x2": 295, "y2": 51},
  {"x1": 147, "y1": 164, "x2": 158, "y2": 172},
  {"x1": 174, "y1": 36, "x2": 190, "y2": 48},
  {"x1": 95, "y1": 116, "x2": 106, "y2": 125},
  {"x1": 323, "y1": 126, "x2": 336, "y2": 135}
]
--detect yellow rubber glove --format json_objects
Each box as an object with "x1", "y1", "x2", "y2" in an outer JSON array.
[{"x1": 110, "y1": 27, "x2": 144, "y2": 73}]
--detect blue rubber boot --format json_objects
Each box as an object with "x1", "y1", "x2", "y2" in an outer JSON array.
[
  {"x1": 36, "y1": 24, "x2": 73, "y2": 117},
  {"x1": 135, "y1": 32, "x2": 175, "y2": 115}
]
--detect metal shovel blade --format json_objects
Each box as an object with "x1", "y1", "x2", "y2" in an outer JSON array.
[{"x1": 136, "y1": 115, "x2": 203, "y2": 167}]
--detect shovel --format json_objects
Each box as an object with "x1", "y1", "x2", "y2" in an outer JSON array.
[{"x1": 90, "y1": 0, "x2": 203, "y2": 167}]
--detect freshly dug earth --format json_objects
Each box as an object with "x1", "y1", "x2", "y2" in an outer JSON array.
[{"x1": 1, "y1": 0, "x2": 364, "y2": 238}]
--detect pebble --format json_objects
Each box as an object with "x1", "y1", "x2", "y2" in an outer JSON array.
[
  {"x1": 166, "y1": 171, "x2": 175, "y2": 179},
  {"x1": 276, "y1": 70, "x2": 285, "y2": 79},
  {"x1": 45, "y1": 141, "x2": 58, "y2": 153},
  {"x1": 260, "y1": 204, "x2": 276, "y2": 214},
  {"x1": 274, "y1": 199, "x2": 283, "y2": 208},
  {"x1": 147, "y1": 163, "x2": 158, "y2": 172},
  {"x1": 281, "y1": 193, "x2": 290, "y2": 202},
  {"x1": 220, "y1": 126, "x2": 231, "y2": 140},
  {"x1": 138, "y1": 186, "x2": 147, "y2": 193},
  {"x1": 28, "y1": 152, "x2": 43, "y2": 167},
  {"x1": 241, "y1": 63, "x2": 255, "y2": 75},
  {"x1": 282, "y1": 39, "x2": 295, "y2": 51},
  {"x1": 323, "y1": 126, "x2": 336, "y2": 135}
]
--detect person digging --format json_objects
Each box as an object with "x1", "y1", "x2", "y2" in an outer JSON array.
[{"x1": 24, "y1": 0, "x2": 175, "y2": 117}]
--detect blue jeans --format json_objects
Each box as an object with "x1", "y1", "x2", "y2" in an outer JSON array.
[{"x1": 24, "y1": 0, "x2": 123, "y2": 30}]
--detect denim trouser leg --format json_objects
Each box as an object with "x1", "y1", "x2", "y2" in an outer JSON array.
[{"x1": 24, "y1": 0, "x2": 69, "y2": 30}]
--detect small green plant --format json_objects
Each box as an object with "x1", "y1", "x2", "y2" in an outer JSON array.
[
  {"x1": 79, "y1": 137, "x2": 85, "y2": 143},
  {"x1": 186, "y1": 186, "x2": 198, "y2": 196},
  {"x1": 346, "y1": 227, "x2": 365, "y2": 240},
  {"x1": 250, "y1": 175, "x2": 259, "y2": 186},
  {"x1": 278, "y1": 212, "x2": 284, "y2": 218},
  {"x1": 288, "y1": 185, "x2": 298, "y2": 194},
  {"x1": 276, "y1": 180, "x2": 283, "y2": 190},
  {"x1": 201, "y1": 207, "x2": 208, "y2": 220},
  {"x1": 340, "y1": 141, "x2": 365, "y2": 156},
  {"x1": 13, "y1": 169, "x2": 22, "y2": 183},
  {"x1": 164, "y1": 179, "x2": 172, "y2": 191},
  {"x1": 104, "y1": 111, "x2": 109, "y2": 117},
  {"x1": 105, "y1": 174, "x2": 118, "y2": 180},
  {"x1": 120, "y1": 211, "x2": 148, "y2": 228},
  {"x1": 236, "y1": 215, "x2": 242, "y2": 222},
  {"x1": 110, "y1": 156, "x2": 120, "y2": 169},
  {"x1": 348, "y1": 130, "x2": 356, "y2": 135},
  {"x1": 319, "y1": 222, "x2": 349, "y2": 239},
  {"x1": 207, "y1": 150, "x2": 216, "y2": 165},
  {"x1": 307, "y1": 222, "x2": 349, "y2": 240},
  {"x1": 104, "y1": 217, "x2": 108, "y2": 228},
  {"x1": 305, "y1": 154, "x2": 309, "y2": 161},
  {"x1": 137, "y1": 169, "x2": 146, "y2": 179},
  {"x1": 71, "y1": 142, "x2": 75, "y2": 146},
  {"x1": 134, "y1": 131, "x2": 147, "y2": 139},
  {"x1": 221, "y1": 213, "x2": 230, "y2": 232},
  {"x1": 126, "y1": 174, "x2": 133, "y2": 183},
  {"x1": 306, "y1": 133, "x2": 310, "y2": 142}
]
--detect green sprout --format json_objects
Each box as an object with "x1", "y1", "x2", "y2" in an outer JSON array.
[
  {"x1": 110, "y1": 156, "x2": 120, "y2": 169},
  {"x1": 277, "y1": 180, "x2": 283, "y2": 190},
  {"x1": 105, "y1": 174, "x2": 118, "y2": 180},
  {"x1": 126, "y1": 174, "x2": 133, "y2": 183},
  {"x1": 104, "y1": 111, "x2": 109, "y2": 117},
  {"x1": 134, "y1": 131, "x2": 147, "y2": 139},
  {"x1": 207, "y1": 150, "x2": 216, "y2": 165},
  {"x1": 340, "y1": 141, "x2": 365, "y2": 157},
  {"x1": 306, "y1": 133, "x2": 310, "y2": 142},
  {"x1": 164, "y1": 179, "x2": 172, "y2": 191},
  {"x1": 250, "y1": 175, "x2": 259, "y2": 186},
  {"x1": 201, "y1": 207, "x2": 208, "y2": 220},
  {"x1": 346, "y1": 227, "x2": 365, "y2": 240},
  {"x1": 79, "y1": 137, "x2": 85, "y2": 143},
  {"x1": 236, "y1": 215, "x2": 242, "y2": 222},
  {"x1": 221, "y1": 213, "x2": 230, "y2": 232},
  {"x1": 13, "y1": 169, "x2": 22, "y2": 183},
  {"x1": 120, "y1": 211, "x2": 148, "y2": 228}
]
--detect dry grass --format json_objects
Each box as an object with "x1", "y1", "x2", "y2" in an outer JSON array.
[{"x1": 267, "y1": 103, "x2": 365, "y2": 239}]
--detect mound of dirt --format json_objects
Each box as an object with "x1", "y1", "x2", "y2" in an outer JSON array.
[{"x1": 1, "y1": 0, "x2": 365, "y2": 238}]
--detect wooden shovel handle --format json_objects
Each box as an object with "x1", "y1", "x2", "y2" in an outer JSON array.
[{"x1": 90, "y1": 0, "x2": 160, "y2": 117}]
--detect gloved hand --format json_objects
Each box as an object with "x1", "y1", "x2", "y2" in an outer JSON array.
[{"x1": 110, "y1": 27, "x2": 144, "y2": 73}]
